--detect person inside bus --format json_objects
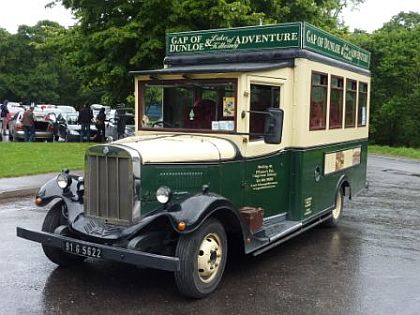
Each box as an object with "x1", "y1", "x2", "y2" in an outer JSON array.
[
  {"x1": 310, "y1": 102, "x2": 325, "y2": 129},
  {"x1": 184, "y1": 98, "x2": 215, "y2": 130}
]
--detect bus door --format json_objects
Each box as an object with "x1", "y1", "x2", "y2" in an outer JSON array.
[{"x1": 242, "y1": 79, "x2": 289, "y2": 218}]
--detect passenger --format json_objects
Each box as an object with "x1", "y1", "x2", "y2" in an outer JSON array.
[
  {"x1": 95, "y1": 108, "x2": 106, "y2": 142},
  {"x1": 0, "y1": 99, "x2": 9, "y2": 136},
  {"x1": 78, "y1": 104, "x2": 93, "y2": 142},
  {"x1": 22, "y1": 106, "x2": 35, "y2": 142}
]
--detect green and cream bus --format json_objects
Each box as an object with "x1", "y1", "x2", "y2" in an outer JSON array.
[{"x1": 17, "y1": 22, "x2": 370, "y2": 298}]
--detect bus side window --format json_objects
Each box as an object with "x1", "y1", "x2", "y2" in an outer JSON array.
[
  {"x1": 329, "y1": 76, "x2": 344, "y2": 129},
  {"x1": 345, "y1": 79, "x2": 357, "y2": 128},
  {"x1": 250, "y1": 84, "x2": 280, "y2": 140},
  {"x1": 310, "y1": 72, "x2": 328, "y2": 130},
  {"x1": 358, "y1": 82, "x2": 368, "y2": 127}
]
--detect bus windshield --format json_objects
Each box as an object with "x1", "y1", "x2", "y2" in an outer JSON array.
[{"x1": 141, "y1": 80, "x2": 236, "y2": 132}]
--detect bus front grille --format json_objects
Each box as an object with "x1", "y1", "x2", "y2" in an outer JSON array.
[{"x1": 85, "y1": 153, "x2": 133, "y2": 225}]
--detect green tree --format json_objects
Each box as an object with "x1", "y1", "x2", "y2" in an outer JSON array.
[
  {"x1": 354, "y1": 12, "x2": 420, "y2": 147},
  {"x1": 53, "y1": 0, "x2": 363, "y2": 106},
  {"x1": 0, "y1": 21, "x2": 83, "y2": 106}
]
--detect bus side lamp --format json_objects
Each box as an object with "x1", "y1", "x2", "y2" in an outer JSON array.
[{"x1": 177, "y1": 221, "x2": 187, "y2": 231}]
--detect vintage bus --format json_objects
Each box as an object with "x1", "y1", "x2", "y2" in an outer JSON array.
[{"x1": 17, "y1": 22, "x2": 370, "y2": 298}]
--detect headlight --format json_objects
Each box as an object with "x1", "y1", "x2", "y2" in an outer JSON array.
[
  {"x1": 57, "y1": 172, "x2": 71, "y2": 190},
  {"x1": 156, "y1": 186, "x2": 171, "y2": 204}
]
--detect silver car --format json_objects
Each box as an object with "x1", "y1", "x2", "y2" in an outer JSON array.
[
  {"x1": 8, "y1": 111, "x2": 54, "y2": 141},
  {"x1": 105, "y1": 110, "x2": 135, "y2": 141}
]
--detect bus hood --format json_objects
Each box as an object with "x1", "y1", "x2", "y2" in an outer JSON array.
[{"x1": 115, "y1": 134, "x2": 237, "y2": 164}]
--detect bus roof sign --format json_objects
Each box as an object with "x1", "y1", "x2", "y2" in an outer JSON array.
[{"x1": 166, "y1": 22, "x2": 370, "y2": 69}]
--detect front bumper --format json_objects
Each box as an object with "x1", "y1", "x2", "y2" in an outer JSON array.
[{"x1": 16, "y1": 227, "x2": 180, "y2": 272}]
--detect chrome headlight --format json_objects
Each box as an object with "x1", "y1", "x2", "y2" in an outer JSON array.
[
  {"x1": 57, "y1": 172, "x2": 71, "y2": 190},
  {"x1": 156, "y1": 186, "x2": 171, "y2": 204}
]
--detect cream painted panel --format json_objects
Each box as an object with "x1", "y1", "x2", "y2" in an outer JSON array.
[
  {"x1": 117, "y1": 134, "x2": 237, "y2": 163},
  {"x1": 240, "y1": 70, "x2": 294, "y2": 158},
  {"x1": 324, "y1": 146, "x2": 362, "y2": 175},
  {"x1": 292, "y1": 58, "x2": 370, "y2": 148}
]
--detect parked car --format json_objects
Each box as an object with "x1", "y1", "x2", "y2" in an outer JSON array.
[
  {"x1": 8, "y1": 110, "x2": 55, "y2": 141},
  {"x1": 36, "y1": 106, "x2": 76, "y2": 141},
  {"x1": 105, "y1": 110, "x2": 135, "y2": 141},
  {"x1": 56, "y1": 112, "x2": 97, "y2": 142},
  {"x1": 91, "y1": 104, "x2": 111, "y2": 118},
  {"x1": 7, "y1": 102, "x2": 26, "y2": 116},
  {"x1": 56, "y1": 105, "x2": 77, "y2": 114}
]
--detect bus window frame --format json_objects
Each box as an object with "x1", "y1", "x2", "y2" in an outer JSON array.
[
  {"x1": 329, "y1": 75, "x2": 344, "y2": 130},
  {"x1": 357, "y1": 81, "x2": 368, "y2": 127},
  {"x1": 137, "y1": 78, "x2": 239, "y2": 134},
  {"x1": 345, "y1": 78, "x2": 357, "y2": 128},
  {"x1": 309, "y1": 71, "x2": 328, "y2": 131}
]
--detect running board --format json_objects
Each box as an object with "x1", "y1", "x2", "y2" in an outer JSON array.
[{"x1": 252, "y1": 213, "x2": 333, "y2": 256}]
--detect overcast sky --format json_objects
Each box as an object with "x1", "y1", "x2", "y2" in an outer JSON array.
[{"x1": 0, "y1": 0, "x2": 419, "y2": 34}]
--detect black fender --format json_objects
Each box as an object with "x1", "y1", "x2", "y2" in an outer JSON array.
[
  {"x1": 164, "y1": 192, "x2": 250, "y2": 241},
  {"x1": 336, "y1": 174, "x2": 351, "y2": 199},
  {"x1": 36, "y1": 173, "x2": 84, "y2": 217},
  {"x1": 36, "y1": 176, "x2": 67, "y2": 207}
]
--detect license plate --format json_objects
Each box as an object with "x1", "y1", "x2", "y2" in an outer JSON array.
[{"x1": 64, "y1": 241, "x2": 102, "y2": 258}]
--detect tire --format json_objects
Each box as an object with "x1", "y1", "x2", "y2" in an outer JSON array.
[
  {"x1": 174, "y1": 218, "x2": 227, "y2": 298},
  {"x1": 322, "y1": 188, "x2": 344, "y2": 227},
  {"x1": 41, "y1": 203, "x2": 85, "y2": 266}
]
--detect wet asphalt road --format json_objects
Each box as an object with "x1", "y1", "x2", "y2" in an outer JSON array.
[{"x1": 1, "y1": 155, "x2": 419, "y2": 315}]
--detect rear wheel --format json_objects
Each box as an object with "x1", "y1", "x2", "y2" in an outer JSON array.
[
  {"x1": 41, "y1": 203, "x2": 85, "y2": 266},
  {"x1": 174, "y1": 218, "x2": 227, "y2": 298},
  {"x1": 323, "y1": 189, "x2": 344, "y2": 227}
]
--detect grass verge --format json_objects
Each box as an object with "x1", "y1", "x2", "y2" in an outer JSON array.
[
  {"x1": 1, "y1": 143, "x2": 418, "y2": 178},
  {"x1": 0, "y1": 142, "x2": 95, "y2": 178},
  {"x1": 369, "y1": 145, "x2": 420, "y2": 160}
]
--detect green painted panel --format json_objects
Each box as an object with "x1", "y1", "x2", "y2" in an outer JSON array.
[
  {"x1": 138, "y1": 140, "x2": 367, "y2": 222},
  {"x1": 290, "y1": 139, "x2": 368, "y2": 221},
  {"x1": 242, "y1": 153, "x2": 290, "y2": 218},
  {"x1": 165, "y1": 22, "x2": 370, "y2": 69},
  {"x1": 140, "y1": 164, "x2": 221, "y2": 214},
  {"x1": 166, "y1": 23, "x2": 301, "y2": 55},
  {"x1": 303, "y1": 23, "x2": 370, "y2": 69}
]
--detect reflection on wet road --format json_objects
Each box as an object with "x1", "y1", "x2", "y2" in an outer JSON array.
[{"x1": 1, "y1": 155, "x2": 419, "y2": 315}]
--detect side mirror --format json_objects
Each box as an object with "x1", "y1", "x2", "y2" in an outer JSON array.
[{"x1": 264, "y1": 108, "x2": 284, "y2": 144}]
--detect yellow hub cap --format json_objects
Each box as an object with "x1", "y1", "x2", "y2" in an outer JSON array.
[{"x1": 197, "y1": 233, "x2": 222, "y2": 283}]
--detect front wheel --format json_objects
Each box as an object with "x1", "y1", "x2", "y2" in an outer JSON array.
[
  {"x1": 41, "y1": 203, "x2": 85, "y2": 266},
  {"x1": 174, "y1": 218, "x2": 227, "y2": 298}
]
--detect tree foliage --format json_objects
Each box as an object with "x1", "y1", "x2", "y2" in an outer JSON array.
[
  {"x1": 54, "y1": 0, "x2": 361, "y2": 105},
  {"x1": 0, "y1": 21, "x2": 83, "y2": 105},
  {"x1": 353, "y1": 12, "x2": 420, "y2": 147},
  {"x1": 1, "y1": 1, "x2": 418, "y2": 148}
]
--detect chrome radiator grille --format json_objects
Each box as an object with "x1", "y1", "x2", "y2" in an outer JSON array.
[{"x1": 85, "y1": 151, "x2": 134, "y2": 225}]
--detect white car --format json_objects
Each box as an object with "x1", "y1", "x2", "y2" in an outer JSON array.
[{"x1": 105, "y1": 110, "x2": 135, "y2": 141}]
